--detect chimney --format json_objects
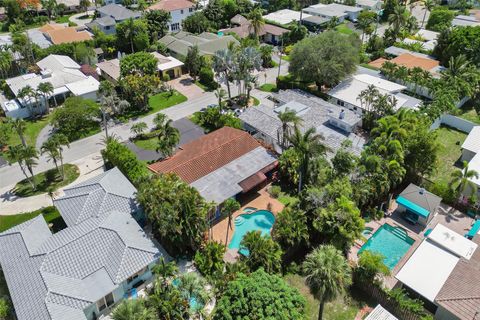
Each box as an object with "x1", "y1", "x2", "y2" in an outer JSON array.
[{"x1": 339, "y1": 109, "x2": 345, "y2": 120}]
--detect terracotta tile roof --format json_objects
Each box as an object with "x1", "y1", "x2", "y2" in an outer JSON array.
[
  {"x1": 148, "y1": 0, "x2": 194, "y2": 12},
  {"x1": 38, "y1": 23, "x2": 65, "y2": 33},
  {"x1": 390, "y1": 53, "x2": 439, "y2": 71},
  {"x1": 222, "y1": 21, "x2": 288, "y2": 38},
  {"x1": 148, "y1": 127, "x2": 261, "y2": 183},
  {"x1": 368, "y1": 57, "x2": 388, "y2": 69},
  {"x1": 43, "y1": 26, "x2": 92, "y2": 44},
  {"x1": 435, "y1": 236, "x2": 480, "y2": 319}
]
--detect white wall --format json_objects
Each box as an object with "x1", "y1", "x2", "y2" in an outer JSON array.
[
  {"x1": 169, "y1": 7, "x2": 195, "y2": 32},
  {"x1": 430, "y1": 114, "x2": 477, "y2": 133}
]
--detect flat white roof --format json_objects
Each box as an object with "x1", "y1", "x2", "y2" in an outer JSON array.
[
  {"x1": 1, "y1": 99, "x2": 22, "y2": 112},
  {"x1": 65, "y1": 76, "x2": 99, "y2": 96},
  {"x1": 263, "y1": 9, "x2": 311, "y2": 25},
  {"x1": 415, "y1": 29, "x2": 439, "y2": 42},
  {"x1": 468, "y1": 152, "x2": 480, "y2": 187},
  {"x1": 365, "y1": 305, "x2": 398, "y2": 320},
  {"x1": 354, "y1": 74, "x2": 405, "y2": 93},
  {"x1": 427, "y1": 223, "x2": 477, "y2": 260},
  {"x1": 396, "y1": 239, "x2": 459, "y2": 302},
  {"x1": 152, "y1": 52, "x2": 184, "y2": 71},
  {"x1": 462, "y1": 126, "x2": 480, "y2": 153}
]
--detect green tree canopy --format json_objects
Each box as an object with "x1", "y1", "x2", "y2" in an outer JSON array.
[
  {"x1": 272, "y1": 207, "x2": 309, "y2": 251},
  {"x1": 240, "y1": 231, "x2": 283, "y2": 274},
  {"x1": 433, "y1": 26, "x2": 480, "y2": 66},
  {"x1": 426, "y1": 7, "x2": 454, "y2": 32},
  {"x1": 137, "y1": 174, "x2": 214, "y2": 255},
  {"x1": 355, "y1": 250, "x2": 390, "y2": 284},
  {"x1": 102, "y1": 139, "x2": 149, "y2": 184},
  {"x1": 213, "y1": 268, "x2": 306, "y2": 320},
  {"x1": 182, "y1": 12, "x2": 212, "y2": 34},
  {"x1": 289, "y1": 30, "x2": 360, "y2": 88},
  {"x1": 120, "y1": 51, "x2": 158, "y2": 77},
  {"x1": 116, "y1": 18, "x2": 150, "y2": 53},
  {"x1": 194, "y1": 241, "x2": 226, "y2": 277},
  {"x1": 144, "y1": 9, "x2": 171, "y2": 41}
]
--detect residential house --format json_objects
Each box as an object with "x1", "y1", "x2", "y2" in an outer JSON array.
[
  {"x1": 395, "y1": 183, "x2": 442, "y2": 226},
  {"x1": 159, "y1": 31, "x2": 239, "y2": 58},
  {"x1": 148, "y1": 0, "x2": 196, "y2": 32},
  {"x1": 239, "y1": 89, "x2": 365, "y2": 155},
  {"x1": 263, "y1": 9, "x2": 311, "y2": 26},
  {"x1": 327, "y1": 68, "x2": 422, "y2": 115},
  {"x1": 87, "y1": 4, "x2": 141, "y2": 35},
  {"x1": 302, "y1": 3, "x2": 363, "y2": 23},
  {"x1": 96, "y1": 52, "x2": 184, "y2": 84},
  {"x1": 0, "y1": 168, "x2": 167, "y2": 320},
  {"x1": 396, "y1": 223, "x2": 480, "y2": 320},
  {"x1": 355, "y1": 0, "x2": 383, "y2": 12},
  {"x1": 221, "y1": 14, "x2": 289, "y2": 45},
  {"x1": 39, "y1": 23, "x2": 93, "y2": 45},
  {"x1": 408, "y1": 29, "x2": 439, "y2": 51},
  {"x1": 452, "y1": 14, "x2": 480, "y2": 27},
  {"x1": 365, "y1": 305, "x2": 398, "y2": 320},
  {"x1": 2, "y1": 54, "x2": 100, "y2": 119},
  {"x1": 148, "y1": 127, "x2": 278, "y2": 218},
  {"x1": 460, "y1": 126, "x2": 480, "y2": 195}
]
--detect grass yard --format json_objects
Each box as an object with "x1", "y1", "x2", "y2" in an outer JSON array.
[
  {"x1": 252, "y1": 96, "x2": 260, "y2": 106},
  {"x1": 335, "y1": 22, "x2": 355, "y2": 35},
  {"x1": 134, "y1": 136, "x2": 158, "y2": 151},
  {"x1": 457, "y1": 104, "x2": 480, "y2": 125},
  {"x1": 0, "y1": 206, "x2": 66, "y2": 233},
  {"x1": 432, "y1": 126, "x2": 467, "y2": 185},
  {"x1": 259, "y1": 83, "x2": 278, "y2": 92},
  {"x1": 14, "y1": 164, "x2": 80, "y2": 197},
  {"x1": 6, "y1": 115, "x2": 52, "y2": 148},
  {"x1": 149, "y1": 91, "x2": 187, "y2": 113},
  {"x1": 284, "y1": 274, "x2": 372, "y2": 320}
]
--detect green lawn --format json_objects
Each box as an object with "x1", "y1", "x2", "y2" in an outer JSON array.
[
  {"x1": 252, "y1": 96, "x2": 260, "y2": 106},
  {"x1": 6, "y1": 115, "x2": 52, "y2": 148},
  {"x1": 284, "y1": 274, "x2": 371, "y2": 320},
  {"x1": 134, "y1": 136, "x2": 158, "y2": 151},
  {"x1": 259, "y1": 84, "x2": 278, "y2": 92},
  {"x1": 335, "y1": 22, "x2": 355, "y2": 35},
  {"x1": 0, "y1": 206, "x2": 66, "y2": 233},
  {"x1": 432, "y1": 126, "x2": 467, "y2": 185},
  {"x1": 14, "y1": 164, "x2": 80, "y2": 197},
  {"x1": 457, "y1": 104, "x2": 480, "y2": 125},
  {"x1": 119, "y1": 91, "x2": 187, "y2": 120}
]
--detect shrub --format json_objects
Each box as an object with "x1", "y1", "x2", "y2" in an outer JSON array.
[
  {"x1": 426, "y1": 8, "x2": 454, "y2": 32},
  {"x1": 194, "y1": 241, "x2": 226, "y2": 277},
  {"x1": 269, "y1": 185, "x2": 281, "y2": 198},
  {"x1": 199, "y1": 67, "x2": 217, "y2": 90},
  {"x1": 0, "y1": 298, "x2": 8, "y2": 320},
  {"x1": 355, "y1": 250, "x2": 390, "y2": 284},
  {"x1": 429, "y1": 181, "x2": 456, "y2": 205},
  {"x1": 102, "y1": 140, "x2": 149, "y2": 185}
]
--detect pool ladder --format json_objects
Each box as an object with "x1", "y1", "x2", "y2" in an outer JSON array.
[
  {"x1": 234, "y1": 216, "x2": 245, "y2": 226},
  {"x1": 391, "y1": 227, "x2": 409, "y2": 240}
]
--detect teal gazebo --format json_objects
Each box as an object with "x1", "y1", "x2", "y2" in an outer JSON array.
[{"x1": 396, "y1": 184, "x2": 442, "y2": 226}]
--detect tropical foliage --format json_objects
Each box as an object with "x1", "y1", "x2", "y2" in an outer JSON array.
[
  {"x1": 102, "y1": 139, "x2": 149, "y2": 184},
  {"x1": 194, "y1": 241, "x2": 226, "y2": 277},
  {"x1": 240, "y1": 231, "x2": 283, "y2": 274}
]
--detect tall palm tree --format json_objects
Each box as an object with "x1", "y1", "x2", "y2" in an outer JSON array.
[
  {"x1": 380, "y1": 61, "x2": 398, "y2": 80},
  {"x1": 41, "y1": 138, "x2": 61, "y2": 176},
  {"x1": 123, "y1": 18, "x2": 137, "y2": 53},
  {"x1": 388, "y1": 5, "x2": 409, "y2": 35},
  {"x1": 215, "y1": 88, "x2": 227, "y2": 110},
  {"x1": 303, "y1": 245, "x2": 352, "y2": 320},
  {"x1": 421, "y1": 0, "x2": 437, "y2": 27},
  {"x1": 8, "y1": 118, "x2": 27, "y2": 147},
  {"x1": 297, "y1": 0, "x2": 312, "y2": 24},
  {"x1": 155, "y1": 116, "x2": 180, "y2": 158},
  {"x1": 112, "y1": 299, "x2": 155, "y2": 320},
  {"x1": 277, "y1": 108, "x2": 302, "y2": 150},
  {"x1": 287, "y1": 126, "x2": 327, "y2": 193},
  {"x1": 247, "y1": 7, "x2": 265, "y2": 39},
  {"x1": 450, "y1": 161, "x2": 479, "y2": 197},
  {"x1": 213, "y1": 49, "x2": 234, "y2": 98},
  {"x1": 4, "y1": 145, "x2": 34, "y2": 189},
  {"x1": 17, "y1": 85, "x2": 36, "y2": 115},
  {"x1": 222, "y1": 198, "x2": 240, "y2": 245},
  {"x1": 41, "y1": 134, "x2": 69, "y2": 179},
  {"x1": 0, "y1": 50, "x2": 13, "y2": 79},
  {"x1": 21, "y1": 145, "x2": 39, "y2": 189},
  {"x1": 37, "y1": 82, "x2": 54, "y2": 114}
]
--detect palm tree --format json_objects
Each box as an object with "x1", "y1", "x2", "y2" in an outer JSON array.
[
  {"x1": 41, "y1": 134, "x2": 69, "y2": 179},
  {"x1": 123, "y1": 18, "x2": 137, "y2": 53},
  {"x1": 37, "y1": 82, "x2": 54, "y2": 114},
  {"x1": 287, "y1": 126, "x2": 327, "y2": 193},
  {"x1": 41, "y1": 0, "x2": 58, "y2": 20},
  {"x1": 152, "y1": 258, "x2": 178, "y2": 286},
  {"x1": 277, "y1": 108, "x2": 302, "y2": 150},
  {"x1": 41, "y1": 139, "x2": 61, "y2": 176},
  {"x1": 450, "y1": 161, "x2": 479, "y2": 197},
  {"x1": 177, "y1": 273, "x2": 211, "y2": 317},
  {"x1": 247, "y1": 7, "x2": 265, "y2": 39},
  {"x1": 0, "y1": 50, "x2": 13, "y2": 79},
  {"x1": 215, "y1": 88, "x2": 227, "y2": 110},
  {"x1": 79, "y1": 0, "x2": 90, "y2": 15},
  {"x1": 130, "y1": 122, "x2": 148, "y2": 138},
  {"x1": 357, "y1": 84, "x2": 379, "y2": 115},
  {"x1": 297, "y1": 0, "x2": 312, "y2": 24},
  {"x1": 17, "y1": 85, "x2": 36, "y2": 115},
  {"x1": 223, "y1": 198, "x2": 240, "y2": 245},
  {"x1": 421, "y1": 0, "x2": 436, "y2": 27},
  {"x1": 443, "y1": 55, "x2": 472, "y2": 79},
  {"x1": 8, "y1": 118, "x2": 27, "y2": 147},
  {"x1": 100, "y1": 95, "x2": 130, "y2": 139},
  {"x1": 21, "y1": 145, "x2": 39, "y2": 189},
  {"x1": 380, "y1": 61, "x2": 398, "y2": 80},
  {"x1": 303, "y1": 245, "x2": 352, "y2": 320},
  {"x1": 153, "y1": 113, "x2": 167, "y2": 129},
  {"x1": 213, "y1": 49, "x2": 234, "y2": 98},
  {"x1": 4, "y1": 145, "x2": 35, "y2": 189},
  {"x1": 240, "y1": 231, "x2": 283, "y2": 273},
  {"x1": 388, "y1": 5, "x2": 409, "y2": 35},
  {"x1": 155, "y1": 116, "x2": 180, "y2": 158},
  {"x1": 112, "y1": 299, "x2": 155, "y2": 320}
]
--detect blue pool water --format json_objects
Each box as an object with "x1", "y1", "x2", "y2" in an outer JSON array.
[
  {"x1": 358, "y1": 224, "x2": 414, "y2": 270},
  {"x1": 228, "y1": 210, "x2": 275, "y2": 255}
]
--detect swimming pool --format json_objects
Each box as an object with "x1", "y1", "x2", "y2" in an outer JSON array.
[
  {"x1": 228, "y1": 210, "x2": 275, "y2": 255},
  {"x1": 358, "y1": 224, "x2": 414, "y2": 270}
]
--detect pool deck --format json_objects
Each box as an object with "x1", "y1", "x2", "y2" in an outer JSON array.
[
  {"x1": 349, "y1": 202, "x2": 475, "y2": 289},
  {"x1": 210, "y1": 185, "x2": 284, "y2": 250}
]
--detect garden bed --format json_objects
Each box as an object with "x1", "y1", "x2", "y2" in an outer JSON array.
[{"x1": 13, "y1": 164, "x2": 80, "y2": 197}]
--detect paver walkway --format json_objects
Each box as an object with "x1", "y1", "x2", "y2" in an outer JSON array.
[{"x1": 168, "y1": 75, "x2": 205, "y2": 100}]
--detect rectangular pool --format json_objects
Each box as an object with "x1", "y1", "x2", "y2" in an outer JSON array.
[{"x1": 358, "y1": 223, "x2": 415, "y2": 270}]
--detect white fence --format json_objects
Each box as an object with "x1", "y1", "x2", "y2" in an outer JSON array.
[{"x1": 430, "y1": 114, "x2": 477, "y2": 133}]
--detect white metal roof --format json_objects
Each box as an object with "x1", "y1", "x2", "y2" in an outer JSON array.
[
  {"x1": 263, "y1": 9, "x2": 311, "y2": 25},
  {"x1": 415, "y1": 29, "x2": 439, "y2": 42},
  {"x1": 65, "y1": 76, "x2": 99, "y2": 96},
  {"x1": 428, "y1": 223, "x2": 477, "y2": 260},
  {"x1": 152, "y1": 52, "x2": 184, "y2": 71},
  {"x1": 353, "y1": 74, "x2": 406, "y2": 93},
  {"x1": 461, "y1": 126, "x2": 480, "y2": 153},
  {"x1": 365, "y1": 305, "x2": 398, "y2": 320},
  {"x1": 396, "y1": 239, "x2": 459, "y2": 302},
  {"x1": 468, "y1": 152, "x2": 480, "y2": 187}
]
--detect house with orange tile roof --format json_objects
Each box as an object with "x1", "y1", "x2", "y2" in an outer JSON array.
[
  {"x1": 40, "y1": 23, "x2": 93, "y2": 45},
  {"x1": 148, "y1": 127, "x2": 278, "y2": 211},
  {"x1": 148, "y1": 0, "x2": 196, "y2": 32}
]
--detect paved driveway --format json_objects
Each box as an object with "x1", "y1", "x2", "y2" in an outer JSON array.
[
  {"x1": 69, "y1": 10, "x2": 94, "y2": 26},
  {"x1": 168, "y1": 75, "x2": 205, "y2": 100}
]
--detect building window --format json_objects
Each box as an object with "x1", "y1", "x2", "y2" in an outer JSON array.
[
  {"x1": 337, "y1": 100, "x2": 344, "y2": 107},
  {"x1": 97, "y1": 293, "x2": 115, "y2": 312},
  {"x1": 189, "y1": 7, "x2": 193, "y2": 12},
  {"x1": 171, "y1": 23, "x2": 180, "y2": 31},
  {"x1": 127, "y1": 267, "x2": 147, "y2": 284},
  {"x1": 105, "y1": 26, "x2": 110, "y2": 30},
  {"x1": 181, "y1": 9, "x2": 184, "y2": 14}
]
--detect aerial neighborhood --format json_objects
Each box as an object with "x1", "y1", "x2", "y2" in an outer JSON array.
[{"x1": 1, "y1": 0, "x2": 480, "y2": 318}]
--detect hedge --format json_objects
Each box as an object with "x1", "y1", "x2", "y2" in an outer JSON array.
[{"x1": 102, "y1": 140, "x2": 149, "y2": 185}]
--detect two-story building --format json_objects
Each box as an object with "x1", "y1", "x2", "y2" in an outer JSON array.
[
  {"x1": 86, "y1": 4, "x2": 141, "y2": 35},
  {"x1": 0, "y1": 168, "x2": 168, "y2": 320},
  {"x1": 148, "y1": 0, "x2": 196, "y2": 32}
]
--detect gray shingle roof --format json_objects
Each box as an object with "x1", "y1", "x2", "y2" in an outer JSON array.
[
  {"x1": 85, "y1": 16, "x2": 116, "y2": 29},
  {"x1": 0, "y1": 168, "x2": 165, "y2": 320},
  {"x1": 97, "y1": 4, "x2": 141, "y2": 21},
  {"x1": 159, "y1": 32, "x2": 239, "y2": 57},
  {"x1": 399, "y1": 183, "x2": 442, "y2": 214}
]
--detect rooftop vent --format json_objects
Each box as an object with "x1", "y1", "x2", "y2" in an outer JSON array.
[
  {"x1": 419, "y1": 187, "x2": 425, "y2": 195},
  {"x1": 339, "y1": 109, "x2": 345, "y2": 120},
  {"x1": 40, "y1": 69, "x2": 52, "y2": 78}
]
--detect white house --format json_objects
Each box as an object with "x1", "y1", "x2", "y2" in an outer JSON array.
[
  {"x1": 148, "y1": 0, "x2": 196, "y2": 32},
  {"x1": 327, "y1": 69, "x2": 422, "y2": 115},
  {"x1": 302, "y1": 3, "x2": 363, "y2": 23},
  {"x1": 396, "y1": 223, "x2": 480, "y2": 320},
  {"x1": 460, "y1": 126, "x2": 480, "y2": 194},
  {"x1": 263, "y1": 9, "x2": 311, "y2": 26},
  {"x1": 2, "y1": 55, "x2": 99, "y2": 119},
  {"x1": 355, "y1": 0, "x2": 383, "y2": 12}
]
